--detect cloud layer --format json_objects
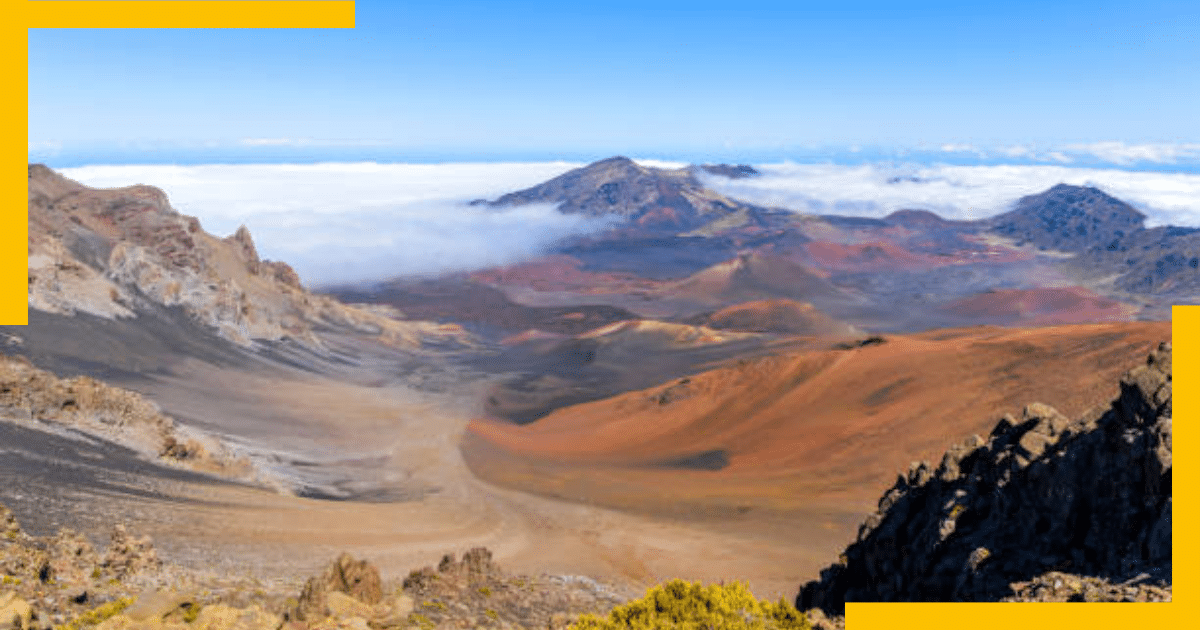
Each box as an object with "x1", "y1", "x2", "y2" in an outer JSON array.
[
  {"x1": 61, "y1": 162, "x2": 617, "y2": 286},
  {"x1": 60, "y1": 160, "x2": 1200, "y2": 287},
  {"x1": 701, "y1": 162, "x2": 1200, "y2": 226}
]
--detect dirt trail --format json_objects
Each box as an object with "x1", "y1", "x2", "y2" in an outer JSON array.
[{"x1": 37, "y1": 357, "x2": 826, "y2": 603}]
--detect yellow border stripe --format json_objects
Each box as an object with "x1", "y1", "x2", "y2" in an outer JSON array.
[
  {"x1": 3, "y1": 22, "x2": 26, "y2": 325},
  {"x1": 1173, "y1": 305, "x2": 1192, "y2": 603},
  {"x1": 24, "y1": 1, "x2": 355, "y2": 29},
  {"x1": 7, "y1": 0, "x2": 354, "y2": 325},
  {"x1": 8, "y1": 2, "x2": 1191, "y2": 630},
  {"x1": 848, "y1": 310, "x2": 1190, "y2": 626}
]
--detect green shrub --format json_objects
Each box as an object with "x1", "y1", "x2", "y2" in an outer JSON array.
[
  {"x1": 56, "y1": 597, "x2": 133, "y2": 630},
  {"x1": 569, "y1": 579, "x2": 810, "y2": 630}
]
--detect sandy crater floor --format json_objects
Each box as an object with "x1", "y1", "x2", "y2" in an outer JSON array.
[{"x1": 2, "y1": 346, "x2": 842, "y2": 603}]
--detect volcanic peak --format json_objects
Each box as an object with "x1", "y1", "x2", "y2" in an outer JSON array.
[
  {"x1": 988, "y1": 183, "x2": 1146, "y2": 253},
  {"x1": 483, "y1": 156, "x2": 758, "y2": 231}
]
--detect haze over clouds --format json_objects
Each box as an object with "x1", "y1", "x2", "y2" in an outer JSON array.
[
  {"x1": 702, "y1": 163, "x2": 1200, "y2": 226},
  {"x1": 61, "y1": 162, "x2": 620, "y2": 286}
]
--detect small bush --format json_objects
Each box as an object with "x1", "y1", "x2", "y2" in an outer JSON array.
[
  {"x1": 569, "y1": 580, "x2": 809, "y2": 630},
  {"x1": 56, "y1": 597, "x2": 133, "y2": 630}
]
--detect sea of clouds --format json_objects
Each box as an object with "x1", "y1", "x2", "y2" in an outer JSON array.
[
  {"x1": 61, "y1": 159, "x2": 1200, "y2": 286},
  {"x1": 62, "y1": 161, "x2": 605, "y2": 286},
  {"x1": 699, "y1": 162, "x2": 1200, "y2": 227}
]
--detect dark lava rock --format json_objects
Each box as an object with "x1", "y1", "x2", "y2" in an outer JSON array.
[{"x1": 797, "y1": 342, "x2": 1172, "y2": 612}]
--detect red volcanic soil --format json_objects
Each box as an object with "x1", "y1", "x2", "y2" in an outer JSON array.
[
  {"x1": 945, "y1": 287, "x2": 1139, "y2": 326},
  {"x1": 802, "y1": 240, "x2": 936, "y2": 271},
  {"x1": 470, "y1": 255, "x2": 658, "y2": 294},
  {"x1": 463, "y1": 321, "x2": 1170, "y2": 520},
  {"x1": 687, "y1": 299, "x2": 859, "y2": 336}
]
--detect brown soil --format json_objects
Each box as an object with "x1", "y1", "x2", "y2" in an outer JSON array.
[
  {"x1": 943, "y1": 286, "x2": 1138, "y2": 325},
  {"x1": 463, "y1": 321, "x2": 1171, "y2": 558}
]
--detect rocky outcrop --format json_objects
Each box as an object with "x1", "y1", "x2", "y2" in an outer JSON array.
[
  {"x1": 0, "y1": 352, "x2": 251, "y2": 479},
  {"x1": 27, "y1": 164, "x2": 475, "y2": 352},
  {"x1": 3, "y1": 503, "x2": 631, "y2": 630},
  {"x1": 797, "y1": 342, "x2": 1172, "y2": 612},
  {"x1": 401, "y1": 548, "x2": 629, "y2": 630},
  {"x1": 292, "y1": 553, "x2": 383, "y2": 622},
  {"x1": 1000, "y1": 571, "x2": 1170, "y2": 603}
]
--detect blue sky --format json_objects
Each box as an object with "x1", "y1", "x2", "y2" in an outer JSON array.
[{"x1": 28, "y1": 0, "x2": 1200, "y2": 166}]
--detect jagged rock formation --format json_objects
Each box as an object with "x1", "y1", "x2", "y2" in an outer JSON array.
[
  {"x1": 292, "y1": 553, "x2": 384, "y2": 622},
  {"x1": 0, "y1": 353, "x2": 250, "y2": 479},
  {"x1": 27, "y1": 164, "x2": 473, "y2": 351},
  {"x1": 400, "y1": 548, "x2": 629, "y2": 630},
  {"x1": 797, "y1": 342, "x2": 1172, "y2": 611}
]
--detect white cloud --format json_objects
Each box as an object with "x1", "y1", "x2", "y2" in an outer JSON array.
[
  {"x1": 57, "y1": 159, "x2": 1200, "y2": 288},
  {"x1": 59, "y1": 161, "x2": 614, "y2": 286},
  {"x1": 1061, "y1": 141, "x2": 1200, "y2": 165},
  {"x1": 935, "y1": 142, "x2": 1200, "y2": 165},
  {"x1": 632, "y1": 157, "x2": 689, "y2": 169},
  {"x1": 701, "y1": 162, "x2": 1200, "y2": 227},
  {"x1": 998, "y1": 145, "x2": 1032, "y2": 158},
  {"x1": 939, "y1": 143, "x2": 981, "y2": 154}
]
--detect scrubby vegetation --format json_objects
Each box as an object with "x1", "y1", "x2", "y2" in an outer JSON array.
[{"x1": 569, "y1": 580, "x2": 809, "y2": 630}]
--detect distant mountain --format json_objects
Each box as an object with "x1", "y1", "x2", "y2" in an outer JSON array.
[
  {"x1": 983, "y1": 183, "x2": 1200, "y2": 298},
  {"x1": 479, "y1": 156, "x2": 765, "y2": 231},
  {"x1": 986, "y1": 184, "x2": 1147, "y2": 253},
  {"x1": 695, "y1": 163, "x2": 760, "y2": 179}
]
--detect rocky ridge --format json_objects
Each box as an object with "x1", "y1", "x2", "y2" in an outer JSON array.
[
  {"x1": 27, "y1": 164, "x2": 473, "y2": 352},
  {"x1": 797, "y1": 342, "x2": 1172, "y2": 612}
]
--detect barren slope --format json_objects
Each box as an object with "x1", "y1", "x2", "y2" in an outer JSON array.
[{"x1": 464, "y1": 322, "x2": 1170, "y2": 519}]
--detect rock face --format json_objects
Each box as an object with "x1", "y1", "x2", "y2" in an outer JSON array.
[
  {"x1": 27, "y1": 164, "x2": 473, "y2": 351},
  {"x1": 797, "y1": 342, "x2": 1172, "y2": 611}
]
